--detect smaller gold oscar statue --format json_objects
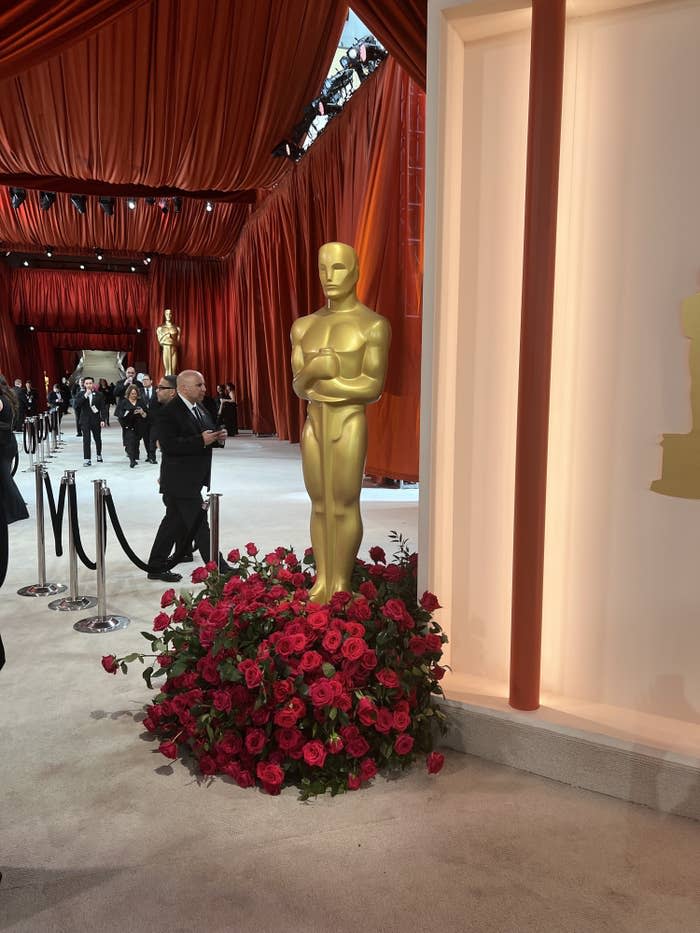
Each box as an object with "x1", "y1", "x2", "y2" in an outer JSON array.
[
  {"x1": 156, "y1": 308, "x2": 181, "y2": 375},
  {"x1": 291, "y1": 242, "x2": 391, "y2": 605},
  {"x1": 652, "y1": 292, "x2": 700, "y2": 498}
]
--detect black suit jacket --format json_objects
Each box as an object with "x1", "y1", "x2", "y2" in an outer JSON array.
[
  {"x1": 74, "y1": 390, "x2": 107, "y2": 427},
  {"x1": 157, "y1": 396, "x2": 216, "y2": 497}
]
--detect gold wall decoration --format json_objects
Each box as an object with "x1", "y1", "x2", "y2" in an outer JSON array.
[
  {"x1": 291, "y1": 242, "x2": 391, "y2": 605},
  {"x1": 651, "y1": 292, "x2": 700, "y2": 498}
]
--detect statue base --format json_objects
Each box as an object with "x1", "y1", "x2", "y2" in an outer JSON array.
[{"x1": 651, "y1": 432, "x2": 700, "y2": 499}]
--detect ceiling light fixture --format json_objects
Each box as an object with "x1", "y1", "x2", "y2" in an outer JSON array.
[
  {"x1": 99, "y1": 196, "x2": 115, "y2": 216},
  {"x1": 130, "y1": 265, "x2": 136, "y2": 272},
  {"x1": 205, "y1": 200, "x2": 214, "y2": 212},
  {"x1": 96, "y1": 251, "x2": 103, "y2": 261},
  {"x1": 127, "y1": 197, "x2": 137, "y2": 210},
  {"x1": 71, "y1": 194, "x2": 87, "y2": 214},
  {"x1": 39, "y1": 191, "x2": 56, "y2": 211},
  {"x1": 79, "y1": 264, "x2": 85, "y2": 270},
  {"x1": 23, "y1": 259, "x2": 29, "y2": 267},
  {"x1": 158, "y1": 198, "x2": 169, "y2": 214},
  {"x1": 10, "y1": 188, "x2": 26, "y2": 209},
  {"x1": 45, "y1": 247, "x2": 53, "y2": 257}
]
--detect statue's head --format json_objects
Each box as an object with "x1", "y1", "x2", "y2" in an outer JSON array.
[
  {"x1": 164, "y1": 308, "x2": 172, "y2": 321},
  {"x1": 318, "y1": 242, "x2": 359, "y2": 300}
]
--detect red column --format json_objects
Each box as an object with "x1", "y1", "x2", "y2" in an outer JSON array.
[{"x1": 509, "y1": 0, "x2": 566, "y2": 711}]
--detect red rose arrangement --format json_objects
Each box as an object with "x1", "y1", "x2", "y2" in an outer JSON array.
[{"x1": 101, "y1": 533, "x2": 447, "y2": 797}]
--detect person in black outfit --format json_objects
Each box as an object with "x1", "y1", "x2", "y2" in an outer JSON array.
[
  {"x1": 116, "y1": 385, "x2": 148, "y2": 467},
  {"x1": 140, "y1": 375, "x2": 159, "y2": 463},
  {"x1": 74, "y1": 377, "x2": 107, "y2": 465},
  {"x1": 0, "y1": 376, "x2": 29, "y2": 525},
  {"x1": 146, "y1": 370, "x2": 227, "y2": 582},
  {"x1": 217, "y1": 382, "x2": 238, "y2": 435}
]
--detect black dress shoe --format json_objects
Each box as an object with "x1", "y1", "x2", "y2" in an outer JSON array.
[
  {"x1": 130, "y1": 460, "x2": 137, "y2": 468},
  {"x1": 147, "y1": 570, "x2": 182, "y2": 582}
]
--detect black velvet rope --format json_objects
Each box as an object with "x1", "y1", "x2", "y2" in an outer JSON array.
[
  {"x1": 67, "y1": 482, "x2": 97, "y2": 571},
  {"x1": 36, "y1": 415, "x2": 44, "y2": 442},
  {"x1": 103, "y1": 489, "x2": 207, "y2": 573},
  {"x1": 22, "y1": 420, "x2": 36, "y2": 455},
  {"x1": 43, "y1": 473, "x2": 66, "y2": 557}
]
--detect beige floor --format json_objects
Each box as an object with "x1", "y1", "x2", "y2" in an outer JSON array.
[{"x1": 1, "y1": 422, "x2": 698, "y2": 933}]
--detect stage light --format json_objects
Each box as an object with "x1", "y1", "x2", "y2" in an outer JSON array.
[
  {"x1": 39, "y1": 191, "x2": 56, "y2": 211},
  {"x1": 79, "y1": 264, "x2": 85, "y2": 270},
  {"x1": 130, "y1": 265, "x2": 136, "y2": 272},
  {"x1": 136, "y1": 328, "x2": 142, "y2": 334},
  {"x1": 99, "y1": 197, "x2": 115, "y2": 216},
  {"x1": 71, "y1": 194, "x2": 87, "y2": 214},
  {"x1": 172, "y1": 197, "x2": 182, "y2": 214},
  {"x1": 10, "y1": 188, "x2": 26, "y2": 209},
  {"x1": 45, "y1": 247, "x2": 53, "y2": 257},
  {"x1": 144, "y1": 255, "x2": 152, "y2": 264},
  {"x1": 158, "y1": 198, "x2": 169, "y2": 214},
  {"x1": 23, "y1": 260, "x2": 29, "y2": 267},
  {"x1": 96, "y1": 251, "x2": 103, "y2": 261},
  {"x1": 127, "y1": 197, "x2": 137, "y2": 210},
  {"x1": 29, "y1": 325, "x2": 34, "y2": 331},
  {"x1": 205, "y1": 200, "x2": 214, "y2": 212}
]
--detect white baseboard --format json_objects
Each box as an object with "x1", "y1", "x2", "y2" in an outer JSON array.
[{"x1": 440, "y1": 699, "x2": 700, "y2": 822}]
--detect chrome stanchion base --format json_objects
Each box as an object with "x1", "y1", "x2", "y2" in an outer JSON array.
[
  {"x1": 17, "y1": 582, "x2": 67, "y2": 597},
  {"x1": 73, "y1": 614, "x2": 130, "y2": 634},
  {"x1": 48, "y1": 594, "x2": 98, "y2": 612}
]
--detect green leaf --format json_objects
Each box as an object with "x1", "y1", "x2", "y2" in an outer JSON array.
[
  {"x1": 142, "y1": 666, "x2": 153, "y2": 689},
  {"x1": 122, "y1": 653, "x2": 141, "y2": 664},
  {"x1": 329, "y1": 707, "x2": 337, "y2": 721},
  {"x1": 140, "y1": 631, "x2": 157, "y2": 642},
  {"x1": 322, "y1": 662, "x2": 336, "y2": 678}
]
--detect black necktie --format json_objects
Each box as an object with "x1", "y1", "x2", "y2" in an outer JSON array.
[{"x1": 192, "y1": 406, "x2": 203, "y2": 427}]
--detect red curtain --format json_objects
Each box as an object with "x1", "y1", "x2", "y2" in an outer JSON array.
[
  {"x1": 0, "y1": 261, "x2": 20, "y2": 382},
  {"x1": 351, "y1": 0, "x2": 427, "y2": 90},
  {"x1": 0, "y1": 1, "x2": 148, "y2": 80},
  {"x1": 0, "y1": 1, "x2": 347, "y2": 197},
  {"x1": 0, "y1": 189, "x2": 252, "y2": 258},
  {"x1": 225, "y1": 59, "x2": 424, "y2": 479}
]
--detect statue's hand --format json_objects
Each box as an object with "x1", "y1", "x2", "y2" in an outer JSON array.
[{"x1": 314, "y1": 348, "x2": 340, "y2": 379}]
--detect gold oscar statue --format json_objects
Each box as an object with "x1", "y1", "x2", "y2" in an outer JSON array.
[
  {"x1": 291, "y1": 242, "x2": 391, "y2": 604},
  {"x1": 156, "y1": 308, "x2": 181, "y2": 375},
  {"x1": 651, "y1": 292, "x2": 700, "y2": 498}
]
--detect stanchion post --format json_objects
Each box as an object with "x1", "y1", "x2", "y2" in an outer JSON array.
[
  {"x1": 24, "y1": 417, "x2": 36, "y2": 471},
  {"x1": 17, "y1": 465, "x2": 67, "y2": 598},
  {"x1": 48, "y1": 471, "x2": 97, "y2": 612},
  {"x1": 208, "y1": 493, "x2": 221, "y2": 567},
  {"x1": 74, "y1": 480, "x2": 129, "y2": 633}
]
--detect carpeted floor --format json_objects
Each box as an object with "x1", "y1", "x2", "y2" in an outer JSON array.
[{"x1": 1, "y1": 422, "x2": 698, "y2": 933}]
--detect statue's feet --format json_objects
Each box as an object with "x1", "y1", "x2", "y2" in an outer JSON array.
[{"x1": 308, "y1": 580, "x2": 329, "y2": 606}]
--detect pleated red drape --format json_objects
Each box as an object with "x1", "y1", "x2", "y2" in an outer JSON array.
[
  {"x1": 226, "y1": 59, "x2": 424, "y2": 479},
  {"x1": 0, "y1": 261, "x2": 20, "y2": 382}
]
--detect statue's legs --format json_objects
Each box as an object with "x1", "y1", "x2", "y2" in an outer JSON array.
[
  {"x1": 329, "y1": 409, "x2": 366, "y2": 595},
  {"x1": 301, "y1": 413, "x2": 327, "y2": 603}
]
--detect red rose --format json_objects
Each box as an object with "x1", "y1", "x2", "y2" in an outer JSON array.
[
  {"x1": 218, "y1": 732, "x2": 243, "y2": 756},
  {"x1": 322, "y1": 628, "x2": 342, "y2": 653},
  {"x1": 432, "y1": 664, "x2": 446, "y2": 681},
  {"x1": 101, "y1": 655, "x2": 119, "y2": 675},
  {"x1": 376, "y1": 668, "x2": 400, "y2": 690},
  {"x1": 272, "y1": 678, "x2": 295, "y2": 704},
  {"x1": 393, "y1": 709, "x2": 411, "y2": 732},
  {"x1": 341, "y1": 636, "x2": 367, "y2": 661},
  {"x1": 360, "y1": 649, "x2": 378, "y2": 671},
  {"x1": 375, "y1": 708, "x2": 394, "y2": 734},
  {"x1": 308, "y1": 679, "x2": 335, "y2": 708},
  {"x1": 245, "y1": 727, "x2": 267, "y2": 755},
  {"x1": 408, "y1": 635, "x2": 427, "y2": 656},
  {"x1": 394, "y1": 734, "x2": 414, "y2": 756},
  {"x1": 245, "y1": 542, "x2": 259, "y2": 556},
  {"x1": 160, "y1": 588, "x2": 176, "y2": 608},
  {"x1": 256, "y1": 761, "x2": 284, "y2": 786},
  {"x1": 276, "y1": 728, "x2": 303, "y2": 751},
  {"x1": 327, "y1": 734, "x2": 344, "y2": 753},
  {"x1": 348, "y1": 598, "x2": 372, "y2": 622},
  {"x1": 235, "y1": 769, "x2": 255, "y2": 789},
  {"x1": 142, "y1": 716, "x2": 156, "y2": 732},
  {"x1": 273, "y1": 707, "x2": 299, "y2": 728},
  {"x1": 172, "y1": 604, "x2": 188, "y2": 622},
  {"x1": 427, "y1": 751, "x2": 445, "y2": 774},
  {"x1": 307, "y1": 609, "x2": 330, "y2": 631},
  {"x1": 212, "y1": 689, "x2": 232, "y2": 712},
  {"x1": 198, "y1": 754, "x2": 218, "y2": 775},
  {"x1": 356, "y1": 697, "x2": 378, "y2": 725},
  {"x1": 291, "y1": 632, "x2": 307, "y2": 653},
  {"x1": 299, "y1": 650, "x2": 323, "y2": 673},
  {"x1": 359, "y1": 581, "x2": 377, "y2": 600},
  {"x1": 152, "y1": 612, "x2": 170, "y2": 632},
  {"x1": 158, "y1": 740, "x2": 178, "y2": 759},
  {"x1": 420, "y1": 591, "x2": 442, "y2": 612},
  {"x1": 360, "y1": 757, "x2": 377, "y2": 781},
  {"x1": 275, "y1": 635, "x2": 295, "y2": 658},
  {"x1": 302, "y1": 739, "x2": 327, "y2": 768},
  {"x1": 382, "y1": 598, "x2": 406, "y2": 622},
  {"x1": 157, "y1": 654, "x2": 173, "y2": 667},
  {"x1": 227, "y1": 548, "x2": 241, "y2": 562},
  {"x1": 369, "y1": 545, "x2": 386, "y2": 563},
  {"x1": 346, "y1": 736, "x2": 370, "y2": 758},
  {"x1": 425, "y1": 634, "x2": 443, "y2": 654},
  {"x1": 191, "y1": 566, "x2": 208, "y2": 583},
  {"x1": 347, "y1": 773, "x2": 362, "y2": 790}
]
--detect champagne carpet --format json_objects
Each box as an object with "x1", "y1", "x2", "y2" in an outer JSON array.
[{"x1": 1, "y1": 423, "x2": 698, "y2": 933}]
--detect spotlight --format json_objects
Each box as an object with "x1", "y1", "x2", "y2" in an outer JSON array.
[
  {"x1": 29, "y1": 325, "x2": 35, "y2": 331},
  {"x1": 79, "y1": 264, "x2": 85, "y2": 270},
  {"x1": 96, "y1": 251, "x2": 103, "y2": 261},
  {"x1": 71, "y1": 194, "x2": 87, "y2": 214},
  {"x1": 39, "y1": 191, "x2": 56, "y2": 211},
  {"x1": 45, "y1": 247, "x2": 53, "y2": 257},
  {"x1": 99, "y1": 197, "x2": 115, "y2": 216},
  {"x1": 130, "y1": 265, "x2": 136, "y2": 272},
  {"x1": 23, "y1": 259, "x2": 29, "y2": 267},
  {"x1": 136, "y1": 328, "x2": 142, "y2": 334},
  {"x1": 172, "y1": 197, "x2": 182, "y2": 214},
  {"x1": 144, "y1": 255, "x2": 152, "y2": 264},
  {"x1": 10, "y1": 187, "x2": 26, "y2": 209},
  {"x1": 205, "y1": 200, "x2": 214, "y2": 212},
  {"x1": 158, "y1": 198, "x2": 169, "y2": 214},
  {"x1": 127, "y1": 197, "x2": 137, "y2": 210}
]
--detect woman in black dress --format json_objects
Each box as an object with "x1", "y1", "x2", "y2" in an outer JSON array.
[
  {"x1": 218, "y1": 382, "x2": 238, "y2": 436},
  {"x1": 0, "y1": 376, "x2": 29, "y2": 525},
  {"x1": 116, "y1": 384, "x2": 147, "y2": 466}
]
